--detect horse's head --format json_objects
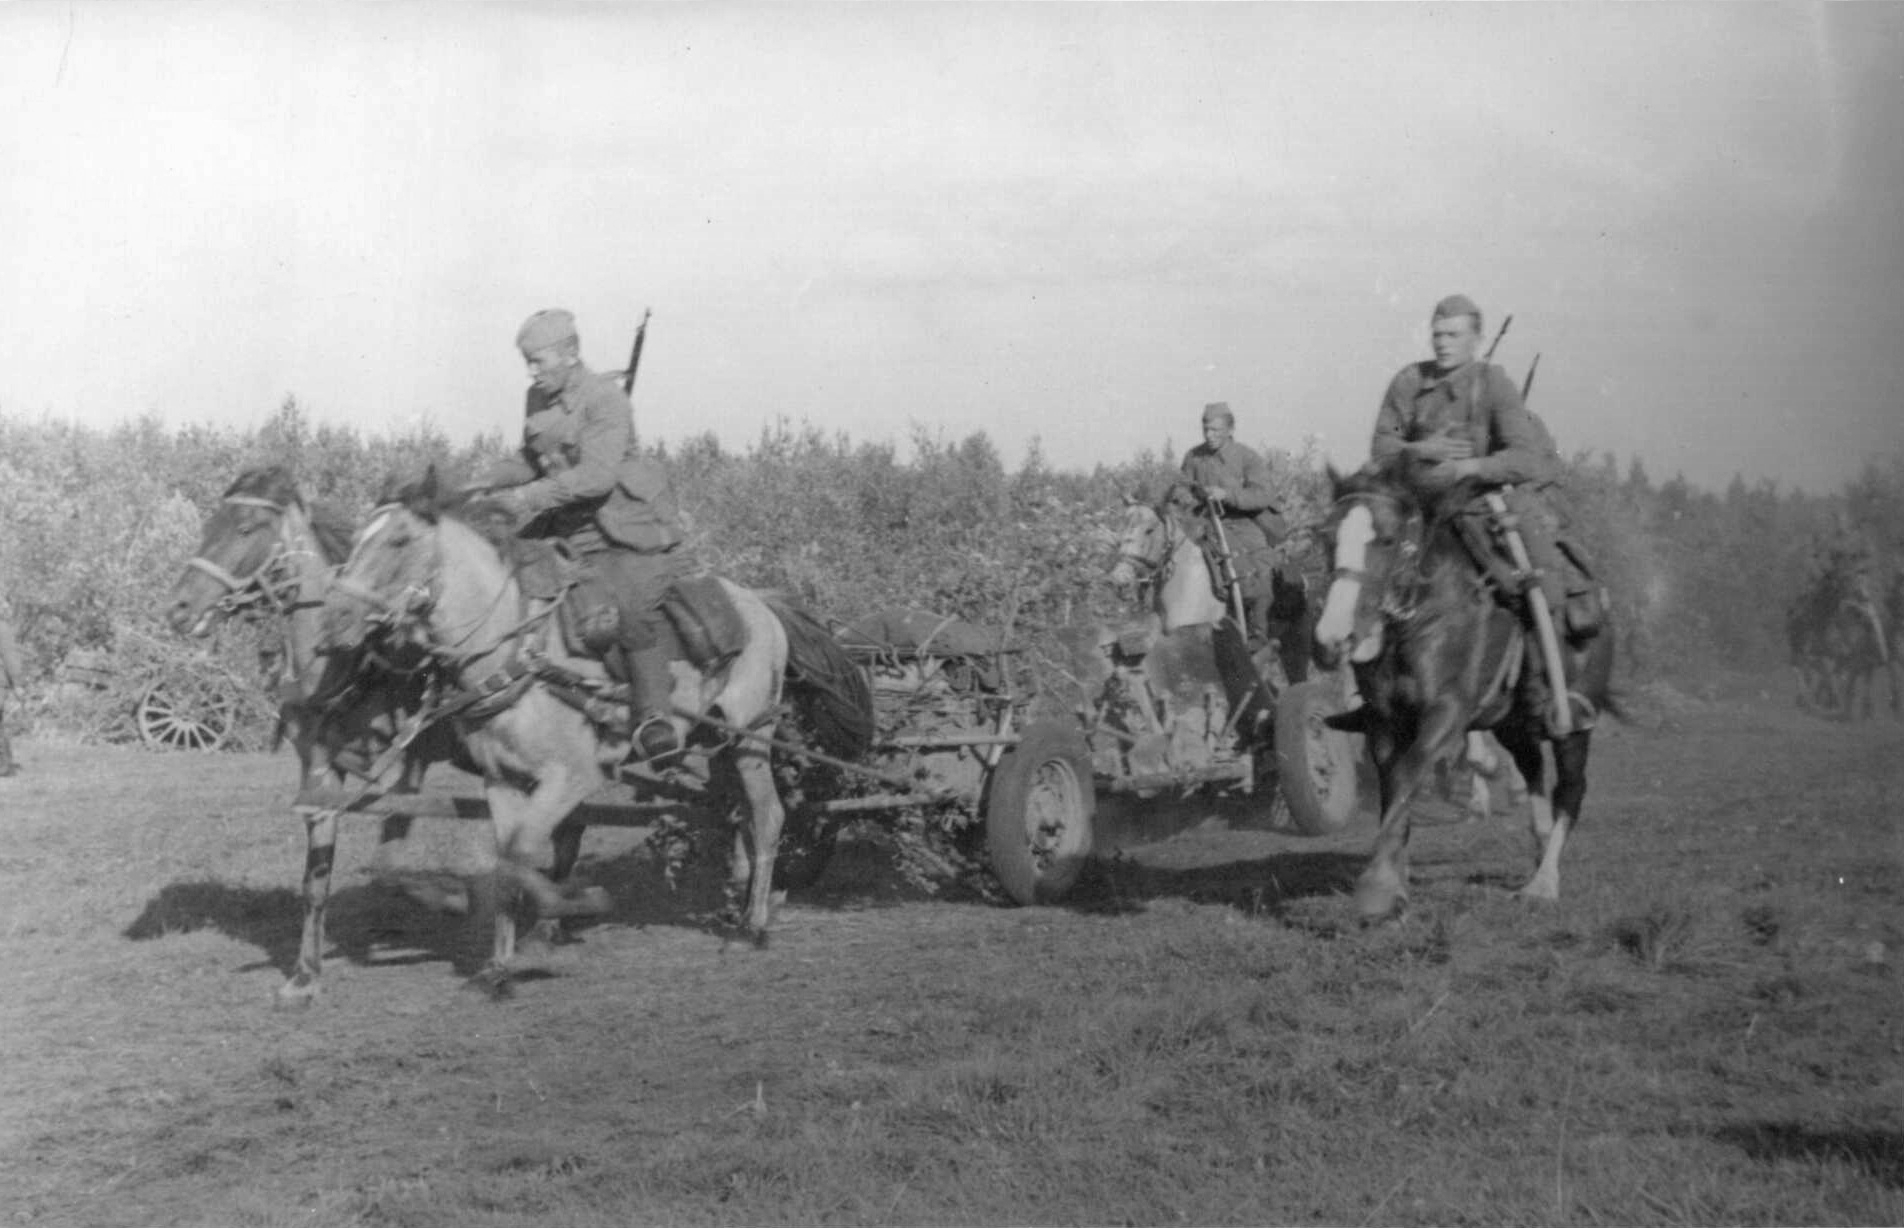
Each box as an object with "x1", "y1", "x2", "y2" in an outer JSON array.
[
  {"x1": 1312, "y1": 463, "x2": 1423, "y2": 670},
  {"x1": 1107, "y1": 484, "x2": 1201, "y2": 587},
  {"x1": 321, "y1": 469, "x2": 447, "y2": 656},
  {"x1": 167, "y1": 465, "x2": 307, "y2": 638}
]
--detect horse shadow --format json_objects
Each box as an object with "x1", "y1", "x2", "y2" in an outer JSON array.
[
  {"x1": 1714, "y1": 1122, "x2": 1904, "y2": 1190},
  {"x1": 1061, "y1": 848, "x2": 1367, "y2": 920},
  {"x1": 121, "y1": 877, "x2": 474, "y2": 976}
]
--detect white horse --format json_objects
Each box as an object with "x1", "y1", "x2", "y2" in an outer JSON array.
[{"x1": 320, "y1": 472, "x2": 860, "y2": 994}]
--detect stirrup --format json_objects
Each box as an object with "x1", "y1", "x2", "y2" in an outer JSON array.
[
  {"x1": 1547, "y1": 691, "x2": 1597, "y2": 738},
  {"x1": 628, "y1": 714, "x2": 681, "y2": 762}
]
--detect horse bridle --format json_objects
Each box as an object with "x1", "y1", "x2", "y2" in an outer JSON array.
[
  {"x1": 1117, "y1": 502, "x2": 1192, "y2": 589},
  {"x1": 329, "y1": 505, "x2": 552, "y2": 675},
  {"x1": 183, "y1": 494, "x2": 318, "y2": 618},
  {"x1": 1328, "y1": 491, "x2": 1425, "y2": 623}
]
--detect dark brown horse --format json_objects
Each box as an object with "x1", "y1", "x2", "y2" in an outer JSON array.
[
  {"x1": 1312, "y1": 461, "x2": 1617, "y2": 921},
  {"x1": 1789, "y1": 569, "x2": 1895, "y2": 720},
  {"x1": 165, "y1": 466, "x2": 475, "y2": 1006}
]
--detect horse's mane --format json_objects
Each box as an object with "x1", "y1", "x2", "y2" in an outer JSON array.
[
  {"x1": 221, "y1": 465, "x2": 359, "y2": 565},
  {"x1": 1332, "y1": 455, "x2": 1481, "y2": 535}
]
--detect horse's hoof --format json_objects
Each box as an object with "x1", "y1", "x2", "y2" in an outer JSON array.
[
  {"x1": 275, "y1": 979, "x2": 321, "y2": 1010},
  {"x1": 464, "y1": 967, "x2": 515, "y2": 1001},
  {"x1": 750, "y1": 928, "x2": 771, "y2": 951},
  {"x1": 1515, "y1": 880, "x2": 1560, "y2": 903}
]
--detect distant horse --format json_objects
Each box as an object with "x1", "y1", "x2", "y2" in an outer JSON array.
[
  {"x1": 321, "y1": 470, "x2": 871, "y2": 992},
  {"x1": 1312, "y1": 461, "x2": 1617, "y2": 921},
  {"x1": 1814, "y1": 576, "x2": 1893, "y2": 721},
  {"x1": 164, "y1": 466, "x2": 473, "y2": 1006}
]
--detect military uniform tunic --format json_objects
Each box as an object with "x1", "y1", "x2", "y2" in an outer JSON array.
[
  {"x1": 1180, "y1": 439, "x2": 1285, "y2": 599},
  {"x1": 1370, "y1": 359, "x2": 1555, "y2": 488},
  {"x1": 477, "y1": 361, "x2": 687, "y2": 653}
]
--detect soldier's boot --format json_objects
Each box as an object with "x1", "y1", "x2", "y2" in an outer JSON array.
[
  {"x1": 0, "y1": 723, "x2": 16, "y2": 777},
  {"x1": 624, "y1": 644, "x2": 681, "y2": 762}
]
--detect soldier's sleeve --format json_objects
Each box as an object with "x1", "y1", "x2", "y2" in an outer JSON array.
[
  {"x1": 512, "y1": 380, "x2": 630, "y2": 516},
  {"x1": 1223, "y1": 445, "x2": 1278, "y2": 513},
  {"x1": 470, "y1": 389, "x2": 544, "y2": 490},
  {"x1": 473, "y1": 450, "x2": 538, "y2": 491},
  {"x1": 1472, "y1": 365, "x2": 1556, "y2": 486},
  {"x1": 1369, "y1": 368, "x2": 1412, "y2": 466}
]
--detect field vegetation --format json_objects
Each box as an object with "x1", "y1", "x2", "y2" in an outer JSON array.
[{"x1": 2, "y1": 399, "x2": 1900, "y2": 747}]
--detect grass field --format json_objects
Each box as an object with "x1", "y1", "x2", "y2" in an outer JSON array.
[{"x1": 0, "y1": 672, "x2": 1899, "y2": 1227}]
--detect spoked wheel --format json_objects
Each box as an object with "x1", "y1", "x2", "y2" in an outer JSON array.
[
  {"x1": 985, "y1": 721, "x2": 1095, "y2": 905},
  {"x1": 136, "y1": 678, "x2": 236, "y2": 751},
  {"x1": 1274, "y1": 679, "x2": 1364, "y2": 835}
]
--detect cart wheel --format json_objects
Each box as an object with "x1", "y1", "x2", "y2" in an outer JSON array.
[
  {"x1": 1273, "y1": 679, "x2": 1362, "y2": 835},
  {"x1": 985, "y1": 721, "x2": 1095, "y2": 906},
  {"x1": 136, "y1": 679, "x2": 236, "y2": 752}
]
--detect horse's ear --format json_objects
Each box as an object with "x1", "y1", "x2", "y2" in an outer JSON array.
[
  {"x1": 419, "y1": 464, "x2": 441, "y2": 503},
  {"x1": 1122, "y1": 490, "x2": 1142, "y2": 508}
]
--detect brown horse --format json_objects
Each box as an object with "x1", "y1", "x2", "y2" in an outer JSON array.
[
  {"x1": 164, "y1": 466, "x2": 476, "y2": 1005},
  {"x1": 1312, "y1": 461, "x2": 1617, "y2": 921},
  {"x1": 1789, "y1": 569, "x2": 1894, "y2": 720}
]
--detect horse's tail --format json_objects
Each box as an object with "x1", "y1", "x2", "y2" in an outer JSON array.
[{"x1": 762, "y1": 594, "x2": 875, "y2": 761}]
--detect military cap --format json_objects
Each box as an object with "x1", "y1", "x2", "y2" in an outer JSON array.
[
  {"x1": 1431, "y1": 294, "x2": 1482, "y2": 323},
  {"x1": 516, "y1": 308, "x2": 579, "y2": 353},
  {"x1": 1201, "y1": 401, "x2": 1234, "y2": 423}
]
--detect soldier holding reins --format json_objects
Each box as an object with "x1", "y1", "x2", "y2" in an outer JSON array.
[
  {"x1": 1371, "y1": 294, "x2": 1601, "y2": 732},
  {"x1": 1180, "y1": 401, "x2": 1307, "y2": 682},
  {"x1": 472, "y1": 308, "x2": 689, "y2": 762}
]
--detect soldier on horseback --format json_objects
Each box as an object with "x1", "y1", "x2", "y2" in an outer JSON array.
[
  {"x1": 472, "y1": 308, "x2": 688, "y2": 762},
  {"x1": 1179, "y1": 401, "x2": 1307, "y2": 682},
  {"x1": 1369, "y1": 294, "x2": 1601, "y2": 734}
]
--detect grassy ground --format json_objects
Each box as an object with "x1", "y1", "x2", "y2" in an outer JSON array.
[{"x1": 0, "y1": 674, "x2": 1898, "y2": 1227}]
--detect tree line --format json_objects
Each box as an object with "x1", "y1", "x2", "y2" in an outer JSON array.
[{"x1": 0, "y1": 398, "x2": 1896, "y2": 742}]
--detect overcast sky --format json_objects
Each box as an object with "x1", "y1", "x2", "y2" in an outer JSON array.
[{"x1": 3, "y1": 3, "x2": 1900, "y2": 491}]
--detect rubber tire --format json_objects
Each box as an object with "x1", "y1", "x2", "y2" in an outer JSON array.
[
  {"x1": 985, "y1": 721, "x2": 1095, "y2": 906},
  {"x1": 1274, "y1": 679, "x2": 1364, "y2": 835}
]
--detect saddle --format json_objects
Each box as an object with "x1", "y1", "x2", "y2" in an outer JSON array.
[
  {"x1": 502, "y1": 537, "x2": 746, "y2": 674},
  {"x1": 1447, "y1": 500, "x2": 1602, "y2": 641}
]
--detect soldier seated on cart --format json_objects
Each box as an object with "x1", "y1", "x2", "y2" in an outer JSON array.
[
  {"x1": 468, "y1": 308, "x2": 690, "y2": 763},
  {"x1": 1178, "y1": 401, "x2": 1308, "y2": 682}
]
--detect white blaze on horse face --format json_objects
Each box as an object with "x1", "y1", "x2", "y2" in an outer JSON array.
[{"x1": 1315, "y1": 504, "x2": 1373, "y2": 653}]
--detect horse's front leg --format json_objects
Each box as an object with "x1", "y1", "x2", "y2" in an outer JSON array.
[
  {"x1": 730, "y1": 745, "x2": 787, "y2": 946},
  {"x1": 521, "y1": 819, "x2": 588, "y2": 951},
  {"x1": 1494, "y1": 721, "x2": 1560, "y2": 900},
  {"x1": 1357, "y1": 699, "x2": 1467, "y2": 923},
  {"x1": 279, "y1": 801, "x2": 338, "y2": 1008},
  {"x1": 1514, "y1": 726, "x2": 1593, "y2": 902}
]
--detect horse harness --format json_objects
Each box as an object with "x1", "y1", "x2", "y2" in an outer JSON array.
[{"x1": 184, "y1": 494, "x2": 324, "y2": 621}]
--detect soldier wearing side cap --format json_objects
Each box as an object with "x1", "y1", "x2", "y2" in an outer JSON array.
[
  {"x1": 1180, "y1": 401, "x2": 1306, "y2": 681},
  {"x1": 1371, "y1": 294, "x2": 1601, "y2": 728},
  {"x1": 473, "y1": 309, "x2": 688, "y2": 762}
]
